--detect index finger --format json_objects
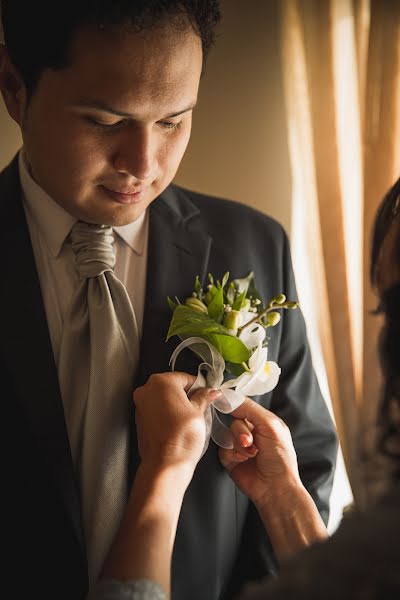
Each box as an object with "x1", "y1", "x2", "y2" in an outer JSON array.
[{"x1": 168, "y1": 371, "x2": 199, "y2": 393}]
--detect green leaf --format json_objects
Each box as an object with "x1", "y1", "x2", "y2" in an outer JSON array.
[
  {"x1": 169, "y1": 322, "x2": 223, "y2": 339},
  {"x1": 166, "y1": 305, "x2": 231, "y2": 340},
  {"x1": 222, "y1": 271, "x2": 230, "y2": 288},
  {"x1": 207, "y1": 333, "x2": 250, "y2": 363},
  {"x1": 207, "y1": 285, "x2": 224, "y2": 321},
  {"x1": 232, "y1": 290, "x2": 246, "y2": 311},
  {"x1": 226, "y1": 281, "x2": 235, "y2": 305},
  {"x1": 166, "y1": 304, "x2": 250, "y2": 363},
  {"x1": 167, "y1": 296, "x2": 178, "y2": 312},
  {"x1": 205, "y1": 284, "x2": 218, "y2": 305}
]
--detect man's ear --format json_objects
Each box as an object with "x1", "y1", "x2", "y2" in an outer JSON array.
[{"x1": 0, "y1": 44, "x2": 27, "y2": 125}]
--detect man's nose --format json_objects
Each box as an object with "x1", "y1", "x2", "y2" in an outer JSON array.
[{"x1": 112, "y1": 127, "x2": 156, "y2": 180}]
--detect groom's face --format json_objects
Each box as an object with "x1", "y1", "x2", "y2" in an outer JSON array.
[{"x1": 14, "y1": 21, "x2": 202, "y2": 226}]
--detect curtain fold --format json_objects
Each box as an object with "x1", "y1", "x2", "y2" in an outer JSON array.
[{"x1": 280, "y1": 0, "x2": 400, "y2": 508}]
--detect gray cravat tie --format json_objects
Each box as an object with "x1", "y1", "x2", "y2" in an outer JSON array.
[{"x1": 58, "y1": 221, "x2": 139, "y2": 583}]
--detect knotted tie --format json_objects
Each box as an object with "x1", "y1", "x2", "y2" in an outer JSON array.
[{"x1": 58, "y1": 221, "x2": 139, "y2": 582}]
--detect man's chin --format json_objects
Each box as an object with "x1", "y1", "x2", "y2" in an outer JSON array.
[
  {"x1": 106, "y1": 206, "x2": 147, "y2": 226},
  {"x1": 76, "y1": 202, "x2": 150, "y2": 227}
]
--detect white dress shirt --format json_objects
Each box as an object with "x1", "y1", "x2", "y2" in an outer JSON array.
[{"x1": 19, "y1": 150, "x2": 148, "y2": 367}]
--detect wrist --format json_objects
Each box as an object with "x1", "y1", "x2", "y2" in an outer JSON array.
[
  {"x1": 254, "y1": 479, "x2": 328, "y2": 561},
  {"x1": 254, "y1": 476, "x2": 307, "y2": 516},
  {"x1": 135, "y1": 460, "x2": 194, "y2": 496}
]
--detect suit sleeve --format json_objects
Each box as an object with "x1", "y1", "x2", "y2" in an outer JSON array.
[
  {"x1": 269, "y1": 229, "x2": 338, "y2": 523},
  {"x1": 221, "y1": 225, "x2": 338, "y2": 598}
]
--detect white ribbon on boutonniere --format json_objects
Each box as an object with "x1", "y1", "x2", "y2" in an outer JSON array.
[{"x1": 169, "y1": 335, "x2": 281, "y2": 456}]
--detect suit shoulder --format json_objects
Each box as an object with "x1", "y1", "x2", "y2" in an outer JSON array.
[{"x1": 171, "y1": 184, "x2": 288, "y2": 243}]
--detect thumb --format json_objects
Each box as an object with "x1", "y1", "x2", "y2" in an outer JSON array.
[{"x1": 189, "y1": 388, "x2": 221, "y2": 413}]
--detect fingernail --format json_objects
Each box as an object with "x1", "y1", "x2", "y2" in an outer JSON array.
[
  {"x1": 239, "y1": 434, "x2": 252, "y2": 448},
  {"x1": 210, "y1": 389, "x2": 222, "y2": 401},
  {"x1": 235, "y1": 451, "x2": 248, "y2": 461}
]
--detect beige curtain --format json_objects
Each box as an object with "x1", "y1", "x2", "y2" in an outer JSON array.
[{"x1": 280, "y1": 0, "x2": 400, "y2": 506}]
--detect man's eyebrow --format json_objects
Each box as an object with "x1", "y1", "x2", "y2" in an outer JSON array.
[
  {"x1": 163, "y1": 104, "x2": 197, "y2": 118},
  {"x1": 73, "y1": 100, "x2": 197, "y2": 119}
]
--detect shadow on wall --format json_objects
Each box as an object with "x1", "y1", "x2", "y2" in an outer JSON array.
[{"x1": 175, "y1": 0, "x2": 292, "y2": 234}]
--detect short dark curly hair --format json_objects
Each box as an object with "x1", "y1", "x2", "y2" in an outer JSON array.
[{"x1": 1, "y1": 0, "x2": 221, "y2": 96}]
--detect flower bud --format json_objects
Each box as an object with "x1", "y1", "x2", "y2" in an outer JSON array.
[
  {"x1": 242, "y1": 298, "x2": 251, "y2": 311},
  {"x1": 273, "y1": 294, "x2": 286, "y2": 304},
  {"x1": 267, "y1": 311, "x2": 281, "y2": 326},
  {"x1": 185, "y1": 297, "x2": 208, "y2": 314},
  {"x1": 224, "y1": 309, "x2": 242, "y2": 332},
  {"x1": 286, "y1": 302, "x2": 299, "y2": 309}
]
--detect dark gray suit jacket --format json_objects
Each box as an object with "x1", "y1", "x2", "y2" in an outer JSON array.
[{"x1": 0, "y1": 156, "x2": 337, "y2": 600}]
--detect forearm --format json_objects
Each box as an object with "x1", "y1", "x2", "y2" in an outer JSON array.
[
  {"x1": 256, "y1": 481, "x2": 328, "y2": 562},
  {"x1": 100, "y1": 462, "x2": 191, "y2": 597}
]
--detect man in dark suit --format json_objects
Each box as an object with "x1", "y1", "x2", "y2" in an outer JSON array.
[{"x1": 0, "y1": 1, "x2": 337, "y2": 599}]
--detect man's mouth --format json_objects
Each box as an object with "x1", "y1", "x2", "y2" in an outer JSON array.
[{"x1": 100, "y1": 185, "x2": 146, "y2": 205}]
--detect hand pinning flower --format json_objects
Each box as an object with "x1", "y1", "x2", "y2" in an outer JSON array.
[{"x1": 166, "y1": 271, "x2": 298, "y2": 452}]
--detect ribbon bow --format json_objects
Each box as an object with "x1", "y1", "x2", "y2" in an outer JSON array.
[{"x1": 170, "y1": 335, "x2": 281, "y2": 456}]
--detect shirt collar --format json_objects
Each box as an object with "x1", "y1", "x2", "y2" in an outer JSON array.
[
  {"x1": 113, "y1": 211, "x2": 148, "y2": 256},
  {"x1": 19, "y1": 149, "x2": 148, "y2": 257}
]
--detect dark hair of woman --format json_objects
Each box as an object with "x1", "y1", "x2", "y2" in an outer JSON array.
[{"x1": 370, "y1": 177, "x2": 400, "y2": 482}]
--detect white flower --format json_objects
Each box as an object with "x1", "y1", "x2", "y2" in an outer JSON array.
[
  {"x1": 237, "y1": 305, "x2": 266, "y2": 349},
  {"x1": 239, "y1": 322, "x2": 266, "y2": 349},
  {"x1": 221, "y1": 341, "x2": 281, "y2": 396},
  {"x1": 239, "y1": 304, "x2": 251, "y2": 325}
]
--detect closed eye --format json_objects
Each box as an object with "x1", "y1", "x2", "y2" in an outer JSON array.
[
  {"x1": 158, "y1": 121, "x2": 182, "y2": 130},
  {"x1": 85, "y1": 117, "x2": 126, "y2": 131},
  {"x1": 86, "y1": 116, "x2": 181, "y2": 132}
]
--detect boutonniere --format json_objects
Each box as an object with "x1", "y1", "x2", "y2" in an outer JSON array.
[{"x1": 166, "y1": 271, "x2": 298, "y2": 453}]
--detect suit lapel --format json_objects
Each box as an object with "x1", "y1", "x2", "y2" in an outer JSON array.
[
  {"x1": 1, "y1": 157, "x2": 85, "y2": 557},
  {"x1": 128, "y1": 186, "x2": 212, "y2": 480},
  {"x1": 138, "y1": 186, "x2": 211, "y2": 384},
  {"x1": 137, "y1": 185, "x2": 212, "y2": 384}
]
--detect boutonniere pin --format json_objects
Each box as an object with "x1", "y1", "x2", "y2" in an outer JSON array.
[{"x1": 166, "y1": 271, "x2": 298, "y2": 453}]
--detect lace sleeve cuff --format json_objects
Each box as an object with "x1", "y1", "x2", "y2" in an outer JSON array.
[{"x1": 87, "y1": 579, "x2": 167, "y2": 600}]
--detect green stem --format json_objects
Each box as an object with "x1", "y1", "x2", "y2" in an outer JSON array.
[
  {"x1": 238, "y1": 302, "x2": 296, "y2": 332},
  {"x1": 241, "y1": 361, "x2": 250, "y2": 372}
]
